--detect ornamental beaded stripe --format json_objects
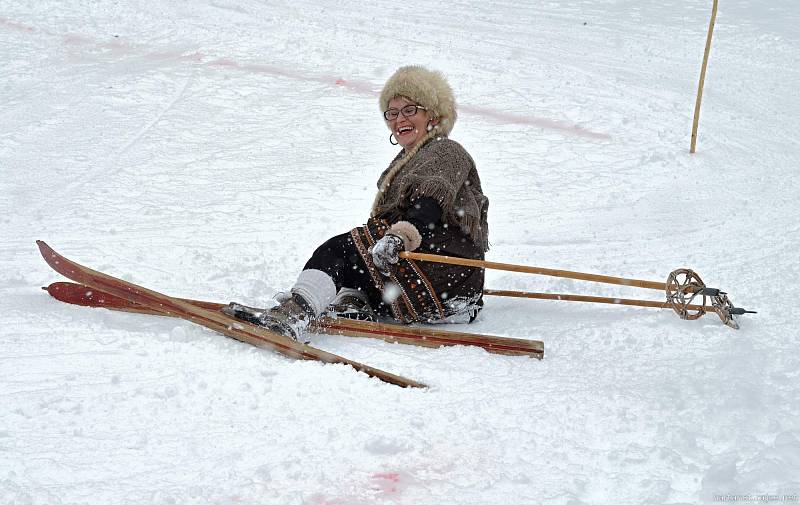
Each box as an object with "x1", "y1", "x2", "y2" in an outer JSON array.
[{"x1": 351, "y1": 218, "x2": 447, "y2": 323}]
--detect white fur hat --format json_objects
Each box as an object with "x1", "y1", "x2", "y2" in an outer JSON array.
[{"x1": 379, "y1": 66, "x2": 457, "y2": 136}]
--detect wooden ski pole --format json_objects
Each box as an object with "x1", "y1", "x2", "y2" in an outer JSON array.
[
  {"x1": 399, "y1": 253, "x2": 750, "y2": 329},
  {"x1": 690, "y1": 0, "x2": 718, "y2": 153},
  {"x1": 400, "y1": 251, "x2": 667, "y2": 291},
  {"x1": 483, "y1": 289, "x2": 714, "y2": 312}
]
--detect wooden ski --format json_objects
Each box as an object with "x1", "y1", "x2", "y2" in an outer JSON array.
[
  {"x1": 37, "y1": 241, "x2": 426, "y2": 388},
  {"x1": 43, "y1": 281, "x2": 543, "y2": 358}
]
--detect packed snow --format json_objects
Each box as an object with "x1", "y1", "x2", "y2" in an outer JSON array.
[{"x1": 2, "y1": 1, "x2": 799, "y2": 503}]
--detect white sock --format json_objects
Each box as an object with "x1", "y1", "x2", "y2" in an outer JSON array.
[{"x1": 291, "y1": 269, "x2": 336, "y2": 316}]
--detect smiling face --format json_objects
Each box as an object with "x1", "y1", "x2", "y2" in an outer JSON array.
[{"x1": 385, "y1": 96, "x2": 436, "y2": 151}]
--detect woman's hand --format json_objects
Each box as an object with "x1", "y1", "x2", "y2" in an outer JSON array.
[{"x1": 369, "y1": 234, "x2": 405, "y2": 276}]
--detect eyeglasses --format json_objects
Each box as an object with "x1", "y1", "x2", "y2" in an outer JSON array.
[{"x1": 383, "y1": 104, "x2": 427, "y2": 121}]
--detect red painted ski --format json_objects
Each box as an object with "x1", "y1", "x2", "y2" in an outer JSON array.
[{"x1": 44, "y1": 281, "x2": 543, "y2": 358}]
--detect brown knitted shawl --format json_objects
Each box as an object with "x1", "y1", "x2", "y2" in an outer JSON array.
[{"x1": 371, "y1": 132, "x2": 489, "y2": 252}]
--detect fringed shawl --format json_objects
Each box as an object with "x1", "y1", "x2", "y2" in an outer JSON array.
[{"x1": 371, "y1": 134, "x2": 489, "y2": 252}]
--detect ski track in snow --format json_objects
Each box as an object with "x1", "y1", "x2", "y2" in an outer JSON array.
[{"x1": 1, "y1": 1, "x2": 799, "y2": 504}]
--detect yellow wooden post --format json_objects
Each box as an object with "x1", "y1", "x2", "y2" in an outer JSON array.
[{"x1": 690, "y1": 0, "x2": 719, "y2": 153}]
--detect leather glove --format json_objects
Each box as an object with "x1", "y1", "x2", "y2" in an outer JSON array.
[{"x1": 369, "y1": 234, "x2": 405, "y2": 276}]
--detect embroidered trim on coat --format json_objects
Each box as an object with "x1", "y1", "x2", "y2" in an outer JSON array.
[{"x1": 351, "y1": 218, "x2": 446, "y2": 323}]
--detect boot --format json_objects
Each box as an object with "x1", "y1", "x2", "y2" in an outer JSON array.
[
  {"x1": 324, "y1": 288, "x2": 377, "y2": 321},
  {"x1": 222, "y1": 269, "x2": 337, "y2": 342},
  {"x1": 223, "y1": 294, "x2": 316, "y2": 341}
]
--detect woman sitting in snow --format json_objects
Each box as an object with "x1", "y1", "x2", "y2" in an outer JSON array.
[{"x1": 225, "y1": 66, "x2": 489, "y2": 340}]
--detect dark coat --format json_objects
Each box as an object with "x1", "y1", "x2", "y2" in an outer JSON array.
[{"x1": 352, "y1": 137, "x2": 488, "y2": 323}]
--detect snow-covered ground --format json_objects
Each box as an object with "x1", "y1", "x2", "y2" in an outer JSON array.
[{"x1": 2, "y1": 1, "x2": 799, "y2": 503}]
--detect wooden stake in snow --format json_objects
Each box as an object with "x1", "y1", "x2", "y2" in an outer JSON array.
[{"x1": 690, "y1": 0, "x2": 718, "y2": 153}]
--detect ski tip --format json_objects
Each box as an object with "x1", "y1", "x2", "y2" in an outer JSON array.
[{"x1": 36, "y1": 241, "x2": 60, "y2": 262}]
